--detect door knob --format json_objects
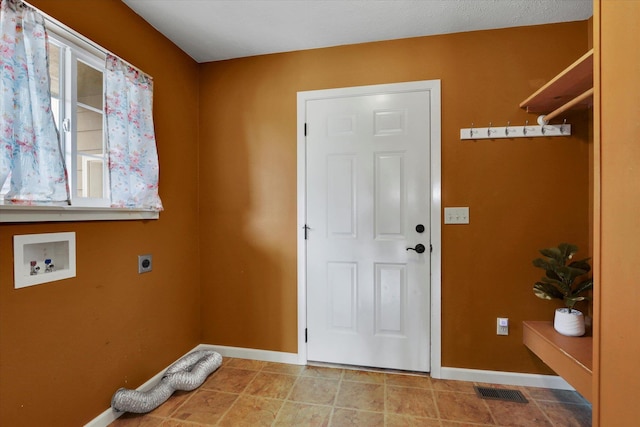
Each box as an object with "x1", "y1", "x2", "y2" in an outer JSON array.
[{"x1": 406, "y1": 244, "x2": 426, "y2": 254}]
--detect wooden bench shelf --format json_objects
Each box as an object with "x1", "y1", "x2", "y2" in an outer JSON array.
[
  {"x1": 520, "y1": 49, "x2": 594, "y2": 123},
  {"x1": 523, "y1": 321, "x2": 592, "y2": 402}
]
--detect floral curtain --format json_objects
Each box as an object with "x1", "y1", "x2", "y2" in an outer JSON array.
[
  {"x1": 0, "y1": 0, "x2": 69, "y2": 203},
  {"x1": 105, "y1": 54, "x2": 163, "y2": 211}
]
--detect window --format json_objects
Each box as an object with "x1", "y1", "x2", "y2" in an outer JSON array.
[
  {"x1": 49, "y1": 33, "x2": 109, "y2": 207},
  {"x1": 0, "y1": 1, "x2": 161, "y2": 222}
]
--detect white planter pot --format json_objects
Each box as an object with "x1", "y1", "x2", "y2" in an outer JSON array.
[{"x1": 554, "y1": 308, "x2": 585, "y2": 337}]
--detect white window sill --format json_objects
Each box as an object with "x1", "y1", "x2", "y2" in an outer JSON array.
[{"x1": 0, "y1": 205, "x2": 159, "y2": 223}]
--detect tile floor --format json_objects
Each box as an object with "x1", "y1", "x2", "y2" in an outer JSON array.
[{"x1": 110, "y1": 357, "x2": 591, "y2": 426}]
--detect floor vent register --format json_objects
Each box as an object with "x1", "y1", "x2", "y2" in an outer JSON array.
[{"x1": 474, "y1": 386, "x2": 529, "y2": 403}]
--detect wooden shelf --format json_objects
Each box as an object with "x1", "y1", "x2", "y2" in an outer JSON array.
[
  {"x1": 523, "y1": 321, "x2": 592, "y2": 402},
  {"x1": 520, "y1": 49, "x2": 594, "y2": 120}
]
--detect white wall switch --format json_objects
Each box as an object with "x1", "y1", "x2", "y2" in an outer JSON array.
[{"x1": 444, "y1": 207, "x2": 470, "y2": 224}]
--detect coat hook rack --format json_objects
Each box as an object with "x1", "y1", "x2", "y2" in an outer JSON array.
[{"x1": 460, "y1": 120, "x2": 571, "y2": 140}]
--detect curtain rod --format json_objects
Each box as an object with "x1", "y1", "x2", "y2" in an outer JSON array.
[{"x1": 22, "y1": 0, "x2": 153, "y2": 80}]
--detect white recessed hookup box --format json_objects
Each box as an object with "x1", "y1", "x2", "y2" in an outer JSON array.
[{"x1": 13, "y1": 232, "x2": 76, "y2": 289}]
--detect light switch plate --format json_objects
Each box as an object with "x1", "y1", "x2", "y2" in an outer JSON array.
[{"x1": 444, "y1": 207, "x2": 469, "y2": 224}]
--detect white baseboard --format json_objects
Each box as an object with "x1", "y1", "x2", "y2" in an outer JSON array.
[
  {"x1": 84, "y1": 406, "x2": 121, "y2": 427},
  {"x1": 195, "y1": 343, "x2": 302, "y2": 365},
  {"x1": 439, "y1": 366, "x2": 574, "y2": 390}
]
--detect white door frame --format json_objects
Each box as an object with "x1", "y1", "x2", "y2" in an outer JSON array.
[{"x1": 296, "y1": 80, "x2": 442, "y2": 377}]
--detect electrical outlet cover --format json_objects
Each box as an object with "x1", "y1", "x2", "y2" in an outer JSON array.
[
  {"x1": 138, "y1": 254, "x2": 152, "y2": 273},
  {"x1": 497, "y1": 317, "x2": 509, "y2": 335}
]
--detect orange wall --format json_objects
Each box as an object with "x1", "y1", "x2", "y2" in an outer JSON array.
[
  {"x1": 0, "y1": 4, "x2": 592, "y2": 425},
  {"x1": 199, "y1": 22, "x2": 591, "y2": 372},
  {"x1": 0, "y1": 1, "x2": 200, "y2": 426},
  {"x1": 594, "y1": 0, "x2": 640, "y2": 425}
]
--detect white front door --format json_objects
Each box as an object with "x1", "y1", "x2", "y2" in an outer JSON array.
[{"x1": 303, "y1": 84, "x2": 435, "y2": 372}]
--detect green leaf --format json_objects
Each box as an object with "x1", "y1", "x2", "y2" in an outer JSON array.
[
  {"x1": 572, "y1": 278, "x2": 594, "y2": 296},
  {"x1": 533, "y1": 282, "x2": 564, "y2": 300},
  {"x1": 558, "y1": 243, "x2": 578, "y2": 260},
  {"x1": 564, "y1": 295, "x2": 588, "y2": 310},
  {"x1": 540, "y1": 276, "x2": 563, "y2": 286},
  {"x1": 569, "y1": 258, "x2": 592, "y2": 273},
  {"x1": 545, "y1": 269, "x2": 562, "y2": 282},
  {"x1": 533, "y1": 258, "x2": 556, "y2": 271},
  {"x1": 555, "y1": 265, "x2": 588, "y2": 285},
  {"x1": 541, "y1": 276, "x2": 570, "y2": 294},
  {"x1": 539, "y1": 247, "x2": 563, "y2": 262}
]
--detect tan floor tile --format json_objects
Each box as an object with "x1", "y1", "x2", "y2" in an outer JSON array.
[
  {"x1": 162, "y1": 419, "x2": 210, "y2": 426},
  {"x1": 483, "y1": 400, "x2": 552, "y2": 427},
  {"x1": 523, "y1": 387, "x2": 589, "y2": 405},
  {"x1": 262, "y1": 361, "x2": 305, "y2": 375},
  {"x1": 386, "y1": 373, "x2": 432, "y2": 389},
  {"x1": 342, "y1": 369, "x2": 386, "y2": 384},
  {"x1": 335, "y1": 381, "x2": 385, "y2": 412},
  {"x1": 274, "y1": 401, "x2": 332, "y2": 426},
  {"x1": 217, "y1": 395, "x2": 283, "y2": 427},
  {"x1": 435, "y1": 391, "x2": 494, "y2": 424},
  {"x1": 244, "y1": 371, "x2": 297, "y2": 399},
  {"x1": 169, "y1": 389, "x2": 237, "y2": 425},
  {"x1": 304, "y1": 365, "x2": 345, "y2": 379},
  {"x1": 385, "y1": 413, "x2": 441, "y2": 426},
  {"x1": 330, "y1": 408, "x2": 385, "y2": 426},
  {"x1": 537, "y1": 401, "x2": 592, "y2": 427},
  {"x1": 290, "y1": 376, "x2": 340, "y2": 405},
  {"x1": 431, "y1": 379, "x2": 477, "y2": 393},
  {"x1": 147, "y1": 390, "x2": 192, "y2": 417},
  {"x1": 202, "y1": 367, "x2": 257, "y2": 393},
  {"x1": 440, "y1": 422, "x2": 494, "y2": 427},
  {"x1": 225, "y1": 358, "x2": 266, "y2": 371},
  {"x1": 386, "y1": 385, "x2": 438, "y2": 418}
]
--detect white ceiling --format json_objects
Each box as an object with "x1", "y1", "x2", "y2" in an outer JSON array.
[{"x1": 121, "y1": 0, "x2": 593, "y2": 63}]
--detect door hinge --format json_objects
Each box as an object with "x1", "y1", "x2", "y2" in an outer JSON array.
[
  {"x1": 303, "y1": 224, "x2": 310, "y2": 240},
  {"x1": 430, "y1": 244, "x2": 433, "y2": 253},
  {"x1": 304, "y1": 123, "x2": 307, "y2": 136},
  {"x1": 305, "y1": 328, "x2": 308, "y2": 343}
]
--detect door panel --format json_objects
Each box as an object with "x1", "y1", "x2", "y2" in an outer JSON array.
[
  {"x1": 375, "y1": 153, "x2": 405, "y2": 238},
  {"x1": 306, "y1": 89, "x2": 431, "y2": 372}
]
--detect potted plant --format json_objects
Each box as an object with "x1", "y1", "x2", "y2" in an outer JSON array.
[{"x1": 532, "y1": 243, "x2": 593, "y2": 336}]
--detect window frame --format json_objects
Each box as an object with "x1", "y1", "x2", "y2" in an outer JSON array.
[
  {"x1": 49, "y1": 32, "x2": 111, "y2": 207},
  {"x1": 0, "y1": 4, "x2": 160, "y2": 223}
]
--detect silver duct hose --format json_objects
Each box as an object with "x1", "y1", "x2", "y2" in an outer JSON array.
[{"x1": 111, "y1": 350, "x2": 222, "y2": 414}]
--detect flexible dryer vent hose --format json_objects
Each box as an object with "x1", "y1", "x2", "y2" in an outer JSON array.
[{"x1": 111, "y1": 350, "x2": 222, "y2": 414}]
